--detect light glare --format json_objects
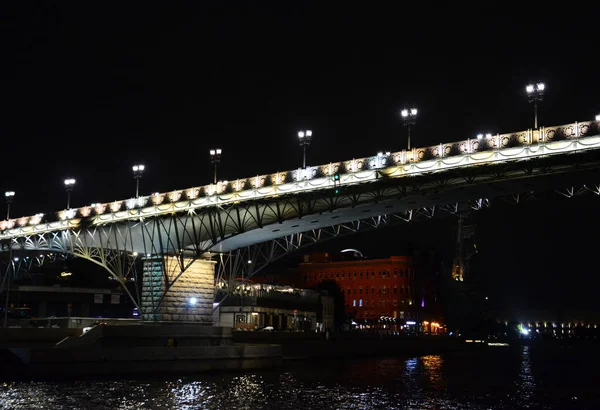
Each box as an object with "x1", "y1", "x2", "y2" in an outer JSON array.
[{"x1": 526, "y1": 84, "x2": 534, "y2": 93}]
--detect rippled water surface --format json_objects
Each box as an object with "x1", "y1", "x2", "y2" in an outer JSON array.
[{"x1": 1, "y1": 345, "x2": 599, "y2": 409}]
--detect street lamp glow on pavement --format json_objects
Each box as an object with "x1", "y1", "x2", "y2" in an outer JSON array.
[
  {"x1": 210, "y1": 149, "x2": 222, "y2": 184},
  {"x1": 526, "y1": 82, "x2": 545, "y2": 129},
  {"x1": 64, "y1": 179, "x2": 76, "y2": 209},
  {"x1": 132, "y1": 164, "x2": 145, "y2": 198},
  {"x1": 297, "y1": 130, "x2": 313, "y2": 169},
  {"x1": 401, "y1": 108, "x2": 418, "y2": 150}
]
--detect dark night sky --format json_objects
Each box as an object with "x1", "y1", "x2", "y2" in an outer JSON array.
[{"x1": 1, "y1": 4, "x2": 600, "y2": 311}]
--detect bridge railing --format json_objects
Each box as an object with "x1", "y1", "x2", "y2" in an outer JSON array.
[{"x1": 1, "y1": 119, "x2": 599, "y2": 235}]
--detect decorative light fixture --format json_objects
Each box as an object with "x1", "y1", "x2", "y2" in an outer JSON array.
[
  {"x1": 297, "y1": 130, "x2": 313, "y2": 169},
  {"x1": 525, "y1": 82, "x2": 545, "y2": 129},
  {"x1": 64, "y1": 179, "x2": 76, "y2": 209},
  {"x1": 209, "y1": 149, "x2": 222, "y2": 184},
  {"x1": 4, "y1": 191, "x2": 15, "y2": 220},
  {"x1": 401, "y1": 108, "x2": 418, "y2": 150},
  {"x1": 132, "y1": 164, "x2": 145, "y2": 198}
]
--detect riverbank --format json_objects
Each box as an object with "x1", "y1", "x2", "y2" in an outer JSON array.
[
  {"x1": 233, "y1": 331, "x2": 466, "y2": 360},
  {"x1": 0, "y1": 324, "x2": 281, "y2": 379},
  {"x1": 0, "y1": 325, "x2": 472, "y2": 380}
]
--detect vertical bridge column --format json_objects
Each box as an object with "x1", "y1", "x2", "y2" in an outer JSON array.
[{"x1": 141, "y1": 257, "x2": 215, "y2": 324}]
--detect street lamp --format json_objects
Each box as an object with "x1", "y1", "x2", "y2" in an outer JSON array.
[
  {"x1": 64, "y1": 179, "x2": 76, "y2": 209},
  {"x1": 525, "y1": 82, "x2": 545, "y2": 129},
  {"x1": 401, "y1": 108, "x2": 418, "y2": 150},
  {"x1": 595, "y1": 114, "x2": 600, "y2": 122},
  {"x1": 132, "y1": 164, "x2": 145, "y2": 198},
  {"x1": 297, "y1": 130, "x2": 313, "y2": 169},
  {"x1": 209, "y1": 149, "x2": 222, "y2": 184},
  {"x1": 3, "y1": 192, "x2": 15, "y2": 327},
  {"x1": 5, "y1": 191, "x2": 14, "y2": 220}
]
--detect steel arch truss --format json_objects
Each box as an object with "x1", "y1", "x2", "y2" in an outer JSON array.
[
  {"x1": 214, "y1": 197, "x2": 491, "y2": 290},
  {"x1": 215, "y1": 178, "x2": 600, "y2": 296}
]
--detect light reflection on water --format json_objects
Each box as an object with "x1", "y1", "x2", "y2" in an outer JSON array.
[{"x1": 1, "y1": 345, "x2": 599, "y2": 409}]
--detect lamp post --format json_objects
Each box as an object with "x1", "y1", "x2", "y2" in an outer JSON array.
[
  {"x1": 5, "y1": 191, "x2": 14, "y2": 220},
  {"x1": 209, "y1": 149, "x2": 222, "y2": 184},
  {"x1": 2, "y1": 191, "x2": 15, "y2": 327},
  {"x1": 297, "y1": 130, "x2": 313, "y2": 169},
  {"x1": 526, "y1": 82, "x2": 545, "y2": 129},
  {"x1": 64, "y1": 179, "x2": 76, "y2": 209},
  {"x1": 401, "y1": 108, "x2": 418, "y2": 150},
  {"x1": 132, "y1": 164, "x2": 145, "y2": 198}
]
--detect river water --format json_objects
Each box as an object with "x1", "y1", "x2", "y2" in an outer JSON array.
[{"x1": 1, "y1": 344, "x2": 598, "y2": 409}]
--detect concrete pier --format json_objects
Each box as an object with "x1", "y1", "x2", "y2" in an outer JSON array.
[{"x1": 141, "y1": 257, "x2": 215, "y2": 323}]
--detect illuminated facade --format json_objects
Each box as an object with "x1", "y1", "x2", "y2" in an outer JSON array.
[{"x1": 291, "y1": 251, "x2": 418, "y2": 325}]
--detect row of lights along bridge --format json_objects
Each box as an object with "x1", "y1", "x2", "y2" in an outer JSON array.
[{"x1": 2, "y1": 82, "x2": 595, "y2": 218}]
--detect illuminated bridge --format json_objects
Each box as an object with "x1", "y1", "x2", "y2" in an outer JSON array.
[{"x1": 2, "y1": 119, "x2": 600, "y2": 322}]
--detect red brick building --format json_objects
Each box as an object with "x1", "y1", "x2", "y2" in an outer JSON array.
[{"x1": 292, "y1": 250, "x2": 418, "y2": 326}]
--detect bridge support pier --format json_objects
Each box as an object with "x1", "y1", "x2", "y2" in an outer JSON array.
[{"x1": 141, "y1": 257, "x2": 215, "y2": 324}]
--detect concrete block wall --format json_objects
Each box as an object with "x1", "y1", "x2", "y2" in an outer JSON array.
[{"x1": 141, "y1": 257, "x2": 215, "y2": 324}]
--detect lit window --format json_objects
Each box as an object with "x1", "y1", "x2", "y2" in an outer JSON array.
[
  {"x1": 353, "y1": 300, "x2": 356, "y2": 307},
  {"x1": 359, "y1": 299, "x2": 363, "y2": 307}
]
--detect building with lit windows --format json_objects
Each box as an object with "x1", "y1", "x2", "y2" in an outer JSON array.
[
  {"x1": 291, "y1": 249, "x2": 422, "y2": 328},
  {"x1": 254, "y1": 249, "x2": 445, "y2": 332}
]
